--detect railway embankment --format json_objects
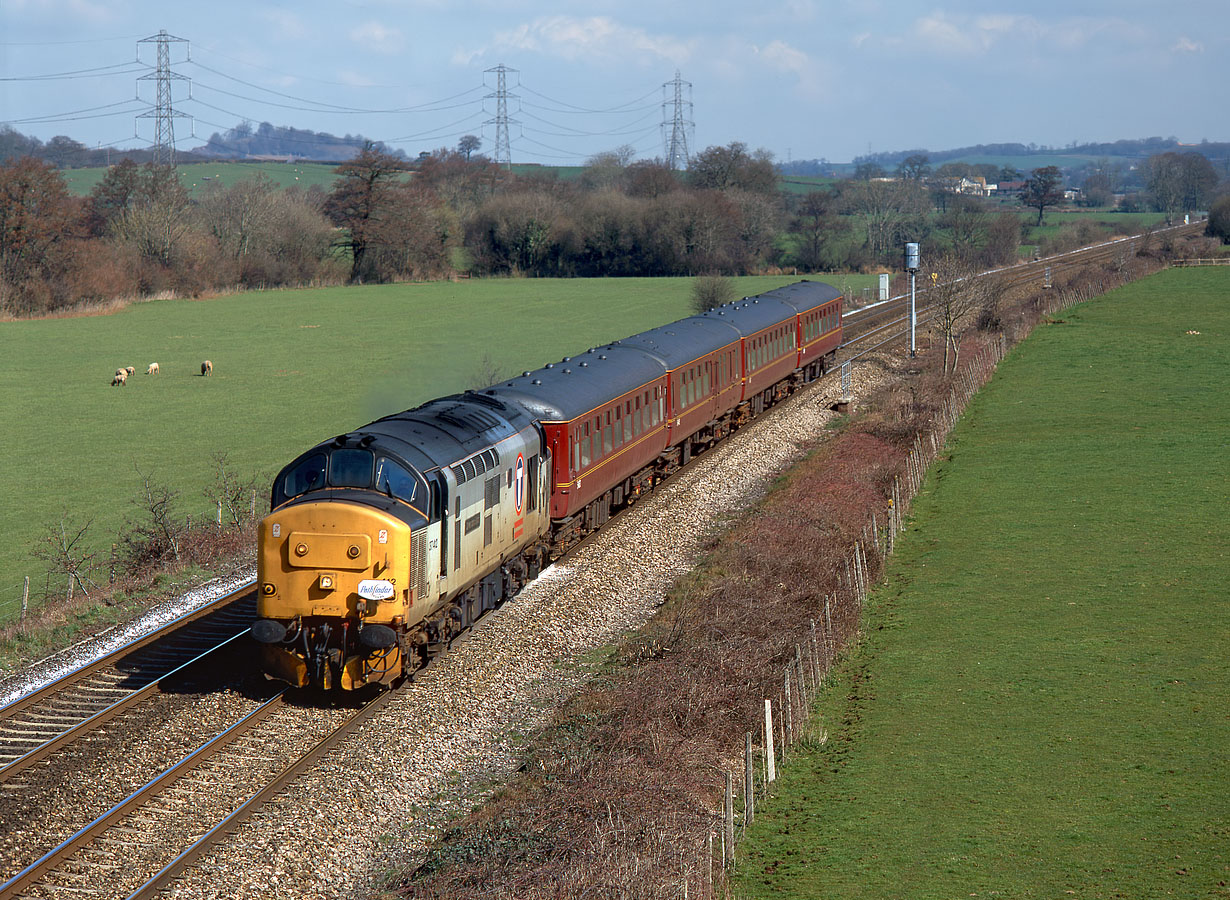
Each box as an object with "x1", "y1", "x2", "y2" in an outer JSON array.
[
  {"x1": 0, "y1": 229, "x2": 1215, "y2": 898},
  {"x1": 384, "y1": 248, "x2": 1212, "y2": 897},
  {"x1": 737, "y1": 266, "x2": 1229, "y2": 898}
]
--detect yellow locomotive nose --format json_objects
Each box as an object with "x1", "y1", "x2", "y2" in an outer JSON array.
[{"x1": 257, "y1": 502, "x2": 410, "y2": 621}]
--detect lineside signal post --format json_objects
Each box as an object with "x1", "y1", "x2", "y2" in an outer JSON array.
[{"x1": 905, "y1": 242, "x2": 920, "y2": 358}]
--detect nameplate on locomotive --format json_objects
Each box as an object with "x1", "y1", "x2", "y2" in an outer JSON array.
[{"x1": 358, "y1": 579, "x2": 396, "y2": 601}]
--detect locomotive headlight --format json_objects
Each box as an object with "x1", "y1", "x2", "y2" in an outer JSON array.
[
  {"x1": 261, "y1": 582, "x2": 277, "y2": 595},
  {"x1": 319, "y1": 573, "x2": 336, "y2": 590},
  {"x1": 347, "y1": 544, "x2": 361, "y2": 559},
  {"x1": 295, "y1": 542, "x2": 309, "y2": 557}
]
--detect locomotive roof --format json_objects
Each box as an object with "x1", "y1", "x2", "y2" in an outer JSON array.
[
  {"x1": 320, "y1": 393, "x2": 534, "y2": 476},
  {"x1": 483, "y1": 344, "x2": 666, "y2": 423}
]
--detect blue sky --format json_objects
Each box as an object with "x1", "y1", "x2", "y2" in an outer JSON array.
[{"x1": 2, "y1": 0, "x2": 1225, "y2": 164}]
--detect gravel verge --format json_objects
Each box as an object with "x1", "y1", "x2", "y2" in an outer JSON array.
[{"x1": 160, "y1": 356, "x2": 904, "y2": 900}]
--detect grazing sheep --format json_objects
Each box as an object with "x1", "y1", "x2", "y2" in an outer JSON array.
[
  {"x1": 201, "y1": 359, "x2": 213, "y2": 376},
  {"x1": 125, "y1": 366, "x2": 135, "y2": 377},
  {"x1": 111, "y1": 371, "x2": 127, "y2": 386},
  {"x1": 116, "y1": 368, "x2": 126, "y2": 378},
  {"x1": 146, "y1": 362, "x2": 159, "y2": 375}
]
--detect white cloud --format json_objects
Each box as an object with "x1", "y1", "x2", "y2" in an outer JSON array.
[
  {"x1": 757, "y1": 41, "x2": 811, "y2": 80},
  {"x1": 260, "y1": 10, "x2": 311, "y2": 42},
  {"x1": 454, "y1": 16, "x2": 691, "y2": 67},
  {"x1": 350, "y1": 21, "x2": 406, "y2": 54},
  {"x1": 1172, "y1": 36, "x2": 1203, "y2": 53},
  {"x1": 913, "y1": 11, "x2": 1040, "y2": 55}
]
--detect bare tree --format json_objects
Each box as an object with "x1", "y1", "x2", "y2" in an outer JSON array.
[
  {"x1": 203, "y1": 452, "x2": 263, "y2": 527},
  {"x1": 936, "y1": 195, "x2": 989, "y2": 263},
  {"x1": 840, "y1": 178, "x2": 930, "y2": 261},
  {"x1": 109, "y1": 165, "x2": 193, "y2": 268},
  {"x1": 470, "y1": 352, "x2": 508, "y2": 388},
  {"x1": 690, "y1": 274, "x2": 736, "y2": 313},
  {"x1": 925, "y1": 256, "x2": 1002, "y2": 372},
  {"x1": 1146, "y1": 151, "x2": 1218, "y2": 225},
  {"x1": 789, "y1": 190, "x2": 844, "y2": 270},
  {"x1": 120, "y1": 467, "x2": 183, "y2": 570},
  {"x1": 32, "y1": 514, "x2": 99, "y2": 600},
  {"x1": 324, "y1": 142, "x2": 407, "y2": 283},
  {"x1": 0, "y1": 157, "x2": 80, "y2": 312},
  {"x1": 196, "y1": 174, "x2": 279, "y2": 260},
  {"x1": 688, "y1": 142, "x2": 776, "y2": 194},
  {"x1": 457, "y1": 134, "x2": 481, "y2": 161},
  {"x1": 896, "y1": 153, "x2": 930, "y2": 181}
]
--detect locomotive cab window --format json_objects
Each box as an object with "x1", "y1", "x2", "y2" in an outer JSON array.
[
  {"x1": 374, "y1": 456, "x2": 421, "y2": 503},
  {"x1": 275, "y1": 452, "x2": 327, "y2": 504},
  {"x1": 329, "y1": 449, "x2": 374, "y2": 488}
]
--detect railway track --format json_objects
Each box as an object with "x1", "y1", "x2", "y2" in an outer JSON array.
[
  {"x1": 0, "y1": 221, "x2": 1203, "y2": 897},
  {"x1": 837, "y1": 222, "x2": 1205, "y2": 361},
  {"x1": 0, "y1": 688, "x2": 388, "y2": 899},
  {"x1": 0, "y1": 586, "x2": 256, "y2": 776}
]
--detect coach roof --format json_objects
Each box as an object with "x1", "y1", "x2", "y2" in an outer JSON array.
[{"x1": 484, "y1": 344, "x2": 667, "y2": 423}]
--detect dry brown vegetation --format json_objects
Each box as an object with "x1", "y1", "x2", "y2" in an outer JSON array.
[{"x1": 392, "y1": 237, "x2": 1205, "y2": 898}]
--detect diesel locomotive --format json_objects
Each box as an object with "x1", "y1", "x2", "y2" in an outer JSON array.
[{"x1": 253, "y1": 280, "x2": 843, "y2": 689}]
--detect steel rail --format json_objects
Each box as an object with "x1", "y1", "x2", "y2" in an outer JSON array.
[
  {"x1": 0, "y1": 581, "x2": 255, "y2": 718},
  {"x1": 127, "y1": 687, "x2": 395, "y2": 899},
  {"x1": 0, "y1": 629, "x2": 251, "y2": 782},
  {"x1": 0, "y1": 692, "x2": 287, "y2": 900}
]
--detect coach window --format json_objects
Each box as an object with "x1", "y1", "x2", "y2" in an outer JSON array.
[
  {"x1": 580, "y1": 424, "x2": 591, "y2": 468},
  {"x1": 603, "y1": 413, "x2": 613, "y2": 455}
]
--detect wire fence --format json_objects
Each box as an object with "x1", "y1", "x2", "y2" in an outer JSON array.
[
  {"x1": 687, "y1": 332, "x2": 1011, "y2": 897},
  {"x1": 1, "y1": 491, "x2": 264, "y2": 631}
]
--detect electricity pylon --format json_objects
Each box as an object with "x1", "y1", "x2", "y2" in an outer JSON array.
[
  {"x1": 137, "y1": 30, "x2": 191, "y2": 167},
  {"x1": 662, "y1": 70, "x2": 693, "y2": 171}
]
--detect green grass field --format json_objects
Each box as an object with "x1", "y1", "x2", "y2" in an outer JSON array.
[
  {"x1": 0, "y1": 274, "x2": 812, "y2": 620},
  {"x1": 736, "y1": 268, "x2": 1229, "y2": 898},
  {"x1": 60, "y1": 161, "x2": 344, "y2": 198}
]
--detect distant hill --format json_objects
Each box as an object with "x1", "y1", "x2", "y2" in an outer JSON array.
[
  {"x1": 194, "y1": 122, "x2": 404, "y2": 162},
  {"x1": 781, "y1": 137, "x2": 1230, "y2": 178}
]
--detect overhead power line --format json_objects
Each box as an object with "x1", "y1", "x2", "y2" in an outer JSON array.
[{"x1": 5, "y1": 30, "x2": 697, "y2": 165}]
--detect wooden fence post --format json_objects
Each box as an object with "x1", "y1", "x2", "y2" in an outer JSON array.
[
  {"x1": 707, "y1": 831, "x2": 714, "y2": 899},
  {"x1": 20, "y1": 576, "x2": 29, "y2": 627},
  {"x1": 784, "y1": 668, "x2": 794, "y2": 747},
  {"x1": 764, "y1": 699, "x2": 776, "y2": 783},
  {"x1": 744, "y1": 732, "x2": 755, "y2": 829},
  {"x1": 725, "y1": 771, "x2": 734, "y2": 865}
]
